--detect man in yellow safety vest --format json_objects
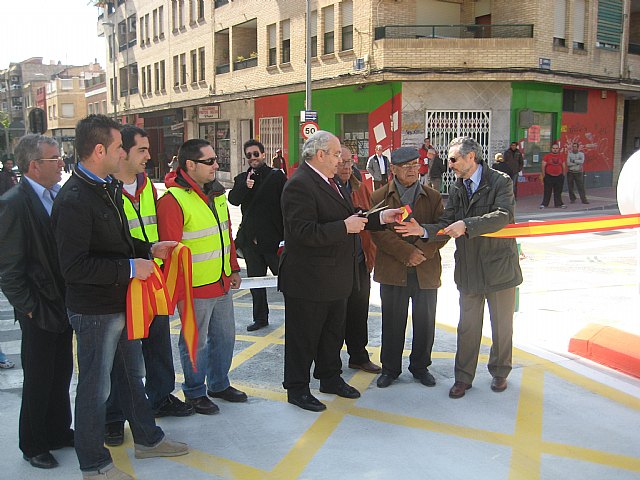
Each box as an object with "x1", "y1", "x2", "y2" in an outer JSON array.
[
  {"x1": 103, "y1": 125, "x2": 195, "y2": 446},
  {"x1": 157, "y1": 138, "x2": 246, "y2": 415}
]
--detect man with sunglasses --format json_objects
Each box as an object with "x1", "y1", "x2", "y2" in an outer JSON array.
[
  {"x1": 370, "y1": 147, "x2": 447, "y2": 389},
  {"x1": 157, "y1": 139, "x2": 247, "y2": 415},
  {"x1": 228, "y1": 139, "x2": 287, "y2": 332},
  {"x1": 53, "y1": 115, "x2": 189, "y2": 480},
  {"x1": 395, "y1": 137, "x2": 522, "y2": 399},
  {"x1": 0, "y1": 135, "x2": 72, "y2": 469}
]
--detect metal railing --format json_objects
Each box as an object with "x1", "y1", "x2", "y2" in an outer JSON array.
[
  {"x1": 215, "y1": 63, "x2": 230, "y2": 75},
  {"x1": 374, "y1": 24, "x2": 534, "y2": 40}
]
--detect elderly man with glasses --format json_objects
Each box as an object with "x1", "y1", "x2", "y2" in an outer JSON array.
[
  {"x1": 370, "y1": 147, "x2": 447, "y2": 389},
  {"x1": 228, "y1": 139, "x2": 287, "y2": 332},
  {"x1": 395, "y1": 137, "x2": 522, "y2": 399},
  {"x1": 0, "y1": 135, "x2": 72, "y2": 470}
]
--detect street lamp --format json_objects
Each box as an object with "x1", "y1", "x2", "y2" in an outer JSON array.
[{"x1": 102, "y1": 21, "x2": 118, "y2": 120}]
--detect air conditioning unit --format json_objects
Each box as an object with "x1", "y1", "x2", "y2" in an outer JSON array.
[{"x1": 353, "y1": 57, "x2": 366, "y2": 71}]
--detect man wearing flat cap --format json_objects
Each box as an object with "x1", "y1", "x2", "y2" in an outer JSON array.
[{"x1": 370, "y1": 147, "x2": 447, "y2": 389}]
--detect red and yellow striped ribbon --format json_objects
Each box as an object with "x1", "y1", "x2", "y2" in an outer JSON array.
[
  {"x1": 126, "y1": 263, "x2": 171, "y2": 340},
  {"x1": 126, "y1": 243, "x2": 199, "y2": 369},
  {"x1": 484, "y1": 213, "x2": 640, "y2": 238},
  {"x1": 162, "y1": 243, "x2": 198, "y2": 369}
]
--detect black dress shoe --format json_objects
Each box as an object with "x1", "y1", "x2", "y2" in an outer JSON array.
[
  {"x1": 348, "y1": 360, "x2": 382, "y2": 374},
  {"x1": 207, "y1": 386, "x2": 248, "y2": 403},
  {"x1": 319, "y1": 381, "x2": 361, "y2": 399},
  {"x1": 247, "y1": 321, "x2": 268, "y2": 332},
  {"x1": 23, "y1": 452, "x2": 58, "y2": 469},
  {"x1": 413, "y1": 370, "x2": 436, "y2": 387},
  {"x1": 491, "y1": 376, "x2": 508, "y2": 392},
  {"x1": 154, "y1": 394, "x2": 196, "y2": 417},
  {"x1": 104, "y1": 421, "x2": 124, "y2": 447},
  {"x1": 288, "y1": 392, "x2": 326, "y2": 412},
  {"x1": 185, "y1": 395, "x2": 220, "y2": 415},
  {"x1": 376, "y1": 373, "x2": 395, "y2": 388}
]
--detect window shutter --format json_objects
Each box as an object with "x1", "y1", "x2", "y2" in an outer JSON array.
[
  {"x1": 310, "y1": 10, "x2": 317, "y2": 37},
  {"x1": 573, "y1": 0, "x2": 585, "y2": 44},
  {"x1": 554, "y1": 0, "x2": 566, "y2": 39},
  {"x1": 597, "y1": 0, "x2": 623, "y2": 48},
  {"x1": 324, "y1": 5, "x2": 334, "y2": 32},
  {"x1": 342, "y1": 0, "x2": 353, "y2": 27}
]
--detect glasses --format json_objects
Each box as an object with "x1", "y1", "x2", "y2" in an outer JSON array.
[
  {"x1": 245, "y1": 151, "x2": 261, "y2": 159},
  {"x1": 37, "y1": 157, "x2": 63, "y2": 162},
  {"x1": 189, "y1": 157, "x2": 218, "y2": 166},
  {"x1": 322, "y1": 150, "x2": 342, "y2": 159},
  {"x1": 397, "y1": 162, "x2": 421, "y2": 169},
  {"x1": 337, "y1": 160, "x2": 353, "y2": 167}
]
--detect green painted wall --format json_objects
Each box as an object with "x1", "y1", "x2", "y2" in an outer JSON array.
[
  {"x1": 287, "y1": 82, "x2": 401, "y2": 166},
  {"x1": 510, "y1": 82, "x2": 563, "y2": 142}
]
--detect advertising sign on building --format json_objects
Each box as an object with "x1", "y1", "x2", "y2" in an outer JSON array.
[{"x1": 198, "y1": 105, "x2": 221, "y2": 121}]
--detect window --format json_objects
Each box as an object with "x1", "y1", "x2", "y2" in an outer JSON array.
[
  {"x1": 199, "y1": 122, "x2": 230, "y2": 171},
  {"x1": 110, "y1": 78, "x2": 117, "y2": 103},
  {"x1": 141, "y1": 66, "x2": 147, "y2": 93},
  {"x1": 129, "y1": 64, "x2": 139, "y2": 93},
  {"x1": 191, "y1": 49, "x2": 198, "y2": 83},
  {"x1": 553, "y1": 0, "x2": 566, "y2": 47},
  {"x1": 341, "y1": 0, "x2": 353, "y2": 51},
  {"x1": 102, "y1": 100, "x2": 107, "y2": 113},
  {"x1": 562, "y1": 89, "x2": 588, "y2": 113},
  {"x1": 259, "y1": 116, "x2": 284, "y2": 159},
  {"x1": 190, "y1": 0, "x2": 197, "y2": 23},
  {"x1": 323, "y1": 5, "x2": 335, "y2": 54},
  {"x1": 88, "y1": 103, "x2": 94, "y2": 115},
  {"x1": 108, "y1": 33, "x2": 114, "y2": 60},
  {"x1": 154, "y1": 62, "x2": 160, "y2": 91},
  {"x1": 140, "y1": 16, "x2": 145, "y2": 44},
  {"x1": 159, "y1": 6, "x2": 164, "y2": 36},
  {"x1": 173, "y1": 55, "x2": 179, "y2": 86},
  {"x1": 197, "y1": 0, "x2": 204, "y2": 19},
  {"x1": 180, "y1": 53, "x2": 187, "y2": 85},
  {"x1": 153, "y1": 9, "x2": 158, "y2": 39},
  {"x1": 172, "y1": 0, "x2": 178, "y2": 30},
  {"x1": 61, "y1": 104, "x2": 71, "y2": 117},
  {"x1": 118, "y1": 20, "x2": 127, "y2": 49},
  {"x1": 53, "y1": 105, "x2": 57, "y2": 118},
  {"x1": 199, "y1": 47, "x2": 206, "y2": 81},
  {"x1": 341, "y1": 114, "x2": 369, "y2": 167},
  {"x1": 128, "y1": 15, "x2": 137, "y2": 45},
  {"x1": 48, "y1": 105, "x2": 52, "y2": 119},
  {"x1": 267, "y1": 24, "x2": 277, "y2": 66},
  {"x1": 160, "y1": 60, "x2": 166, "y2": 90},
  {"x1": 573, "y1": 0, "x2": 586, "y2": 50},
  {"x1": 146, "y1": 65, "x2": 152, "y2": 93},
  {"x1": 179, "y1": 0, "x2": 186, "y2": 28},
  {"x1": 310, "y1": 10, "x2": 317, "y2": 58},
  {"x1": 597, "y1": 0, "x2": 623, "y2": 49},
  {"x1": 145, "y1": 14, "x2": 150, "y2": 42},
  {"x1": 60, "y1": 79, "x2": 73, "y2": 90},
  {"x1": 281, "y1": 19, "x2": 291, "y2": 63}
]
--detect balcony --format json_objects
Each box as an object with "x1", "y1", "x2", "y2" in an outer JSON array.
[
  {"x1": 215, "y1": 64, "x2": 230, "y2": 75},
  {"x1": 233, "y1": 57, "x2": 258, "y2": 71},
  {"x1": 629, "y1": 43, "x2": 640, "y2": 55},
  {"x1": 375, "y1": 24, "x2": 534, "y2": 40}
]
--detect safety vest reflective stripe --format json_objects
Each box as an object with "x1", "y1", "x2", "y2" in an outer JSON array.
[
  {"x1": 166, "y1": 187, "x2": 232, "y2": 287},
  {"x1": 191, "y1": 244, "x2": 231, "y2": 263},
  {"x1": 180, "y1": 221, "x2": 230, "y2": 240},
  {"x1": 127, "y1": 215, "x2": 158, "y2": 232}
]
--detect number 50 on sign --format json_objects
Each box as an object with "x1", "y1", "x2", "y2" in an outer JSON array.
[{"x1": 301, "y1": 121, "x2": 319, "y2": 139}]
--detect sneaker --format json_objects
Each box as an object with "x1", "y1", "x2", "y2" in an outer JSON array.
[
  {"x1": 154, "y1": 394, "x2": 195, "y2": 417},
  {"x1": 83, "y1": 466, "x2": 133, "y2": 480},
  {"x1": 104, "y1": 421, "x2": 124, "y2": 447},
  {"x1": 538, "y1": 205, "x2": 545, "y2": 209},
  {"x1": 134, "y1": 437, "x2": 189, "y2": 459},
  {"x1": 184, "y1": 396, "x2": 219, "y2": 415},
  {"x1": 0, "y1": 359, "x2": 15, "y2": 369}
]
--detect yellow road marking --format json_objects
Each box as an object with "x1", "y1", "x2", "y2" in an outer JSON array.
[{"x1": 169, "y1": 448, "x2": 265, "y2": 480}]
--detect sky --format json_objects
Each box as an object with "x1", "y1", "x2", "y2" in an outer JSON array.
[{"x1": 1, "y1": 0, "x2": 106, "y2": 69}]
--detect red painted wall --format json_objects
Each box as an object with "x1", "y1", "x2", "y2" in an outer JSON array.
[
  {"x1": 560, "y1": 89, "x2": 616, "y2": 172},
  {"x1": 255, "y1": 94, "x2": 290, "y2": 170},
  {"x1": 368, "y1": 92, "x2": 402, "y2": 155}
]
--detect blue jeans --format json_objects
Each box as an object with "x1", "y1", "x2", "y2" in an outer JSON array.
[
  {"x1": 179, "y1": 293, "x2": 235, "y2": 398},
  {"x1": 106, "y1": 315, "x2": 176, "y2": 422},
  {"x1": 68, "y1": 310, "x2": 164, "y2": 473}
]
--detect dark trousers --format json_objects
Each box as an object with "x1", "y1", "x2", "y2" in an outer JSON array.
[
  {"x1": 344, "y1": 259, "x2": 371, "y2": 365},
  {"x1": 542, "y1": 174, "x2": 564, "y2": 207},
  {"x1": 283, "y1": 295, "x2": 347, "y2": 394},
  {"x1": 373, "y1": 173, "x2": 389, "y2": 190},
  {"x1": 242, "y1": 242, "x2": 279, "y2": 324},
  {"x1": 106, "y1": 315, "x2": 175, "y2": 423},
  {"x1": 379, "y1": 272, "x2": 437, "y2": 378},
  {"x1": 567, "y1": 171, "x2": 588, "y2": 203},
  {"x1": 18, "y1": 315, "x2": 73, "y2": 458},
  {"x1": 511, "y1": 174, "x2": 519, "y2": 199}
]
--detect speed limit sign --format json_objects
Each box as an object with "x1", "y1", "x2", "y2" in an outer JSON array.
[{"x1": 301, "y1": 121, "x2": 319, "y2": 139}]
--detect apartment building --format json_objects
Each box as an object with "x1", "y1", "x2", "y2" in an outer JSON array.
[{"x1": 97, "y1": 0, "x2": 640, "y2": 193}]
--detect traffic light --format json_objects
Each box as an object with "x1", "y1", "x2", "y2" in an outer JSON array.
[{"x1": 28, "y1": 108, "x2": 47, "y2": 134}]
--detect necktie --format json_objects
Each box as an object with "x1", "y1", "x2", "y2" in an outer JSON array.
[
  {"x1": 464, "y1": 179, "x2": 473, "y2": 199},
  {"x1": 328, "y1": 177, "x2": 343, "y2": 198}
]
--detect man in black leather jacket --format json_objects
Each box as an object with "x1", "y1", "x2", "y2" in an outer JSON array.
[{"x1": 0, "y1": 134, "x2": 73, "y2": 469}]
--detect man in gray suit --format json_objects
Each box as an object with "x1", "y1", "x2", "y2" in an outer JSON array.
[
  {"x1": 366, "y1": 144, "x2": 390, "y2": 190},
  {"x1": 395, "y1": 136, "x2": 522, "y2": 399}
]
